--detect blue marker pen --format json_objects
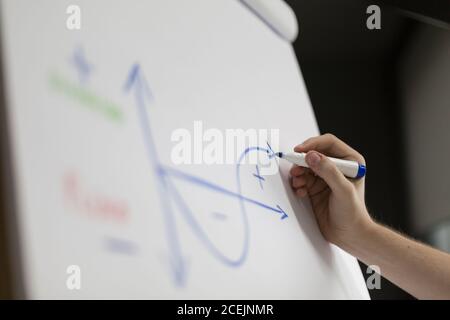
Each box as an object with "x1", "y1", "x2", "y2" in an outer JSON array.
[{"x1": 276, "y1": 152, "x2": 366, "y2": 179}]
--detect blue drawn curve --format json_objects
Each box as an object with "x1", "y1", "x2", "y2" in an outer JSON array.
[{"x1": 124, "y1": 64, "x2": 287, "y2": 286}]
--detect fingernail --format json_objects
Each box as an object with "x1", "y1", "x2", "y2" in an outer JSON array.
[{"x1": 306, "y1": 152, "x2": 321, "y2": 167}]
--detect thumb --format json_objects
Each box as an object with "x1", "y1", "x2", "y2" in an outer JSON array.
[{"x1": 305, "y1": 151, "x2": 352, "y2": 196}]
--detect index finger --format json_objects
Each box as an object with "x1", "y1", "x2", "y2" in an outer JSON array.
[{"x1": 294, "y1": 133, "x2": 365, "y2": 164}]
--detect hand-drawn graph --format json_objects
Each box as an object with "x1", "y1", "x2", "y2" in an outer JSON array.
[
  {"x1": 55, "y1": 47, "x2": 290, "y2": 286},
  {"x1": 123, "y1": 64, "x2": 289, "y2": 286}
]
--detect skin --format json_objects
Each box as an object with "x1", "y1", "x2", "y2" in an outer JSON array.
[{"x1": 290, "y1": 133, "x2": 450, "y2": 299}]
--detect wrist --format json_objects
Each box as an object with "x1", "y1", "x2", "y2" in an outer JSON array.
[{"x1": 336, "y1": 210, "x2": 378, "y2": 255}]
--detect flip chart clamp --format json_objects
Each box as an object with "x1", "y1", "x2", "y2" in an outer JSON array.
[{"x1": 239, "y1": 0, "x2": 299, "y2": 42}]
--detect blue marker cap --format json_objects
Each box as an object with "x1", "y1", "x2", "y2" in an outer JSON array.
[{"x1": 356, "y1": 164, "x2": 366, "y2": 178}]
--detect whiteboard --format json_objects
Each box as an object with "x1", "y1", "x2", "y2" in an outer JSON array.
[{"x1": 0, "y1": 0, "x2": 369, "y2": 299}]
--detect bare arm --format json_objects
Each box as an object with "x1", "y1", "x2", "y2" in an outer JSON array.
[
  {"x1": 290, "y1": 134, "x2": 450, "y2": 299},
  {"x1": 343, "y1": 218, "x2": 450, "y2": 299}
]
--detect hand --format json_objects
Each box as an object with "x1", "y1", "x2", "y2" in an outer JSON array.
[
  {"x1": 290, "y1": 134, "x2": 373, "y2": 248},
  {"x1": 290, "y1": 135, "x2": 450, "y2": 299}
]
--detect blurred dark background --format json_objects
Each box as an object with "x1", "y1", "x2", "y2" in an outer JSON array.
[{"x1": 285, "y1": 0, "x2": 450, "y2": 299}]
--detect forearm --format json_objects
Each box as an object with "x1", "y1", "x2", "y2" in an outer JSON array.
[{"x1": 341, "y1": 219, "x2": 450, "y2": 299}]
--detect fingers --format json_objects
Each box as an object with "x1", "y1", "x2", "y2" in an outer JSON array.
[
  {"x1": 290, "y1": 165, "x2": 307, "y2": 197},
  {"x1": 304, "y1": 151, "x2": 353, "y2": 197},
  {"x1": 295, "y1": 188, "x2": 308, "y2": 197},
  {"x1": 291, "y1": 176, "x2": 306, "y2": 188},
  {"x1": 289, "y1": 165, "x2": 305, "y2": 177},
  {"x1": 294, "y1": 133, "x2": 365, "y2": 165},
  {"x1": 290, "y1": 165, "x2": 328, "y2": 198}
]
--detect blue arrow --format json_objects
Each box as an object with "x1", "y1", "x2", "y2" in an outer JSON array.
[
  {"x1": 275, "y1": 205, "x2": 288, "y2": 220},
  {"x1": 163, "y1": 166, "x2": 289, "y2": 220}
]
